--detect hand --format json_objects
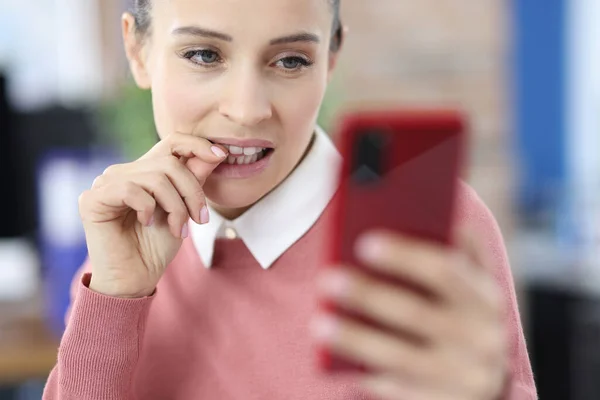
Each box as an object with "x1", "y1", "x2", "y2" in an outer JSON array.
[
  {"x1": 313, "y1": 230, "x2": 508, "y2": 400},
  {"x1": 78, "y1": 133, "x2": 228, "y2": 298}
]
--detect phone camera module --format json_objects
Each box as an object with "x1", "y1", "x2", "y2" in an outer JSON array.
[{"x1": 352, "y1": 129, "x2": 388, "y2": 184}]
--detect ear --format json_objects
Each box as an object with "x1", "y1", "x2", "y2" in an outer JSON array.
[
  {"x1": 122, "y1": 13, "x2": 151, "y2": 89},
  {"x1": 327, "y1": 25, "x2": 348, "y2": 82}
]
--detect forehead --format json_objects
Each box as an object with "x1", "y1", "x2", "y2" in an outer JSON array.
[{"x1": 152, "y1": 0, "x2": 332, "y2": 39}]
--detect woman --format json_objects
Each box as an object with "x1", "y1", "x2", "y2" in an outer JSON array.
[{"x1": 43, "y1": 0, "x2": 537, "y2": 399}]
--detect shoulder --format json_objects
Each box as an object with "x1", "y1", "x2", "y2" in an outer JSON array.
[
  {"x1": 455, "y1": 180, "x2": 501, "y2": 233},
  {"x1": 454, "y1": 180, "x2": 511, "y2": 265}
]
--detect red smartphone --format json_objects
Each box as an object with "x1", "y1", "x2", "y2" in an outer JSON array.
[{"x1": 317, "y1": 109, "x2": 467, "y2": 373}]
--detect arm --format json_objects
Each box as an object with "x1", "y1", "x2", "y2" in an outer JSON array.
[
  {"x1": 43, "y1": 262, "x2": 153, "y2": 400},
  {"x1": 457, "y1": 183, "x2": 537, "y2": 400}
]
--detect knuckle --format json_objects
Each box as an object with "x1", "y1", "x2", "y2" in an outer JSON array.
[
  {"x1": 144, "y1": 198, "x2": 156, "y2": 211},
  {"x1": 142, "y1": 194, "x2": 156, "y2": 210},
  {"x1": 164, "y1": 132, "x2": 182, "y2": 146},
  {"x1": 121, "y1": 181, "x2": 139, "y2": 199},
  {"x1": 78, "y1": 190, "x2": 91, "y2": 209},
  {"x1": 91, "y1": 175, "x2": 103, "y2": 188},
  {"x1": 165, "y1": 155, "x2": 182, "y2": 172},
  {"x1": 102, "y1": 163, "x2": 122, "y2": 176},
  {"x1": 164, "y1": 194, "x2": 188, "y2": 218},
  {"x1": 155, "y1": 174, "x2": 173, "y2": 191},
  {"x1": 175, "y1": 204, "x2": 189, "y2": 220},
  {"x1": 187, "y1": 189, "x2": 205, "y2": 205}
]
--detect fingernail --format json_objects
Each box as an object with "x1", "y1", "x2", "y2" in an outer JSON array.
[
  {"x1": 356, "y1": 233, "x2": 383, "y2": 262},
  {"x1": 311, "y1": 314, "x2": 339, "y2": 342},
  {"x1": 211, "y1": 146, "x2": 227, "y2": 158},
  {"x1": 147, "y1": 215, "x2": 155, "y2": 227},
  {"x1": 200, "y1": 206, "x2": 210, "y2": 224},
  {"x1": 181, "y1": 223, "x2": 189, "y2": 239},
  {"x1": 319, "y1": 269, "x2": 350, "y2": 298}
]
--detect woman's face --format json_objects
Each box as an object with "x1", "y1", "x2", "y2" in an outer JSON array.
[{"x1": 123, "y1": 0, "x2": 339, "y2": 218}]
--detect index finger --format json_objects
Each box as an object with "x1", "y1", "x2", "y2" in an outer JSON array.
[{"x1": 141, "y1": 132, "x2": 228, "y2": 163}]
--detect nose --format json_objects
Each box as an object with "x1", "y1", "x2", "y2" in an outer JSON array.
[{"x1": 218, "y1": 67, "x2": 273, "y2": 127}]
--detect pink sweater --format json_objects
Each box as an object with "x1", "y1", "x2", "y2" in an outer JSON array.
[{"x1": 43, "y1": 184, "x2": 537, "y2": 399}]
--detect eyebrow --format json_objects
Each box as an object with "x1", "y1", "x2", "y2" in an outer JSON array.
[
  {"x1": 172, "y1": 26, "x2": 320, "y2": 45},
  {"x1": 270, "y1": 32, "x2": 320, "y2": 45},
  {"x1": 172, "y1": 26, "x2": 232, "y2": 41}
]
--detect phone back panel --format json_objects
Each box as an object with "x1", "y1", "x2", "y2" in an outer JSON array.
[{"x1": 319, "y1": 110, "x2": 466, "y2": 373}]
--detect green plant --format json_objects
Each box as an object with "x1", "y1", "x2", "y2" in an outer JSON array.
[{"x1": 99, "y1": 82, "x2": 157, "y2": 160}]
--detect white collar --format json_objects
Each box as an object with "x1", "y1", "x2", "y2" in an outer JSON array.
[{"x1": 190, "y1": 126, "x2": 341, "y2": 269}]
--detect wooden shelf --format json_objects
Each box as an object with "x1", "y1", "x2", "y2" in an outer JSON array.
[{"x1": 0, "y1": 300, "x2": 59, "y2": 385}]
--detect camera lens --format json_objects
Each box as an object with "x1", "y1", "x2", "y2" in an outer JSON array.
[{"x1": 351, "y1": 129, "x2": 388, "y2": 184}]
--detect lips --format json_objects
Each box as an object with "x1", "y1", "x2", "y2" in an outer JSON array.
[
  {"x1": 211, "y1": 146, "x2": 274, "y2": 179},
  {"x1": 208, "y1": 138, "x2": 275, "y2": 166}
]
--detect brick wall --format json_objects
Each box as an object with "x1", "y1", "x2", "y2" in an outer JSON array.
[{"x1": 335, "y1": 0, "x2": 515, "y2": 234}]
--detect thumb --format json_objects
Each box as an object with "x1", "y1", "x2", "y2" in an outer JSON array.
[{"x1": 185, "y1": 153, "x2": 226, "y2": 184}]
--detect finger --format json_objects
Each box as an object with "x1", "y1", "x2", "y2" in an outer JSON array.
[
  {"x1": 154, "y1": 156, "x2": 207, "y2": 225},
  {"x1": 360, "y1": 232, "x2": 504, "y2": 328},
  {"x1": 452, "y1": 227, "x2": 504, "y2": 316},
  {"x1": 360, "y1": 374, "x2": 456, "y2": 400},
  {"x1": 312, "y1": 314, "x2": 492, "y2": 398},
  {"x1": 355, "y1": 231, "x2": 464, "y2": 302},
  {"x1": 456, "y1": 261, "x2": 504, "y2": 322},
  {"x1": 130, "y1": 173, "x2": 191, "y2": 239},
  {"x1": 80, "y1": 182, "x2": 156, "y2": 226},
  {"x1": 312, "y1": 313, "x2": 430, "y2": 379},
  {"x1": 319, "y1": 267, "x2": 506, "y2": 364},
  {"x1": 318, "y1": 268, "x2": 445, "y2": 340},
  {"x1": 94, "y1": 157, "x2": 207, "y2": 225},
  {"x1": 184, "y1": 156, "x2": 222, "y2": 186},
  {"x1": 92, "y1": 164, "x2": 127, "y2": 189},
  {"x1": 141, "y1": 132, "x2": 228, "y2": 166}
]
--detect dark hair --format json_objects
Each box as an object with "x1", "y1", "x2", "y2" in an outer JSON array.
[{"x1": 132, "y1": 0, "x2": 342, "y2": 52}]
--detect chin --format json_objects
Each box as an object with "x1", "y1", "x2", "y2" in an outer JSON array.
[{"x1": 204, "y1": 177, "x2": 274, "y2": 216}]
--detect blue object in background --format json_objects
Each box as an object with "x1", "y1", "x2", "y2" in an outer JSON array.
[
  {"x1": 37, "y1": 149, "x2": 120, "y2": 336},
  {"x1": 512, "y1": 0, "x2": 567, "y2": 217}
]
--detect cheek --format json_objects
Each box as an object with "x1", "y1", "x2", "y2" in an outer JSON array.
[
  {"x1": 275, "y1": 73, "x2": 328, "y2": 149},
  {"x1": 151, "y1": 62, "x2": 216, "y2": 137}
]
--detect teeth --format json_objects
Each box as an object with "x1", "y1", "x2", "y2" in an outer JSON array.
[
  {"x1": 243, "y1": 147, "x2": 259, "y2": 155},
  {"x1": 221, "y1": 144, "x2": 266, "y2": 155},
  {"x1": 229, "y1": 145, "x2": 243, "y2": 155},
  {"x1": 223, "y1": 148, "x2": 268, "y2": 165}
]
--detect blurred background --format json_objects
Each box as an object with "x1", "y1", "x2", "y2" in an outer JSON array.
[{"x1": 0, "y1": 0, "x2": 599, "y2": 398}]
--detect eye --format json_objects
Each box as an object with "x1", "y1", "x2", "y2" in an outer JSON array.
[
  {"x1": 183, "y1": 49, "x2": 222, "y2": 66},
  {"x1": 275, "y1": 56, "x2": 313, "y2": 70}
]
